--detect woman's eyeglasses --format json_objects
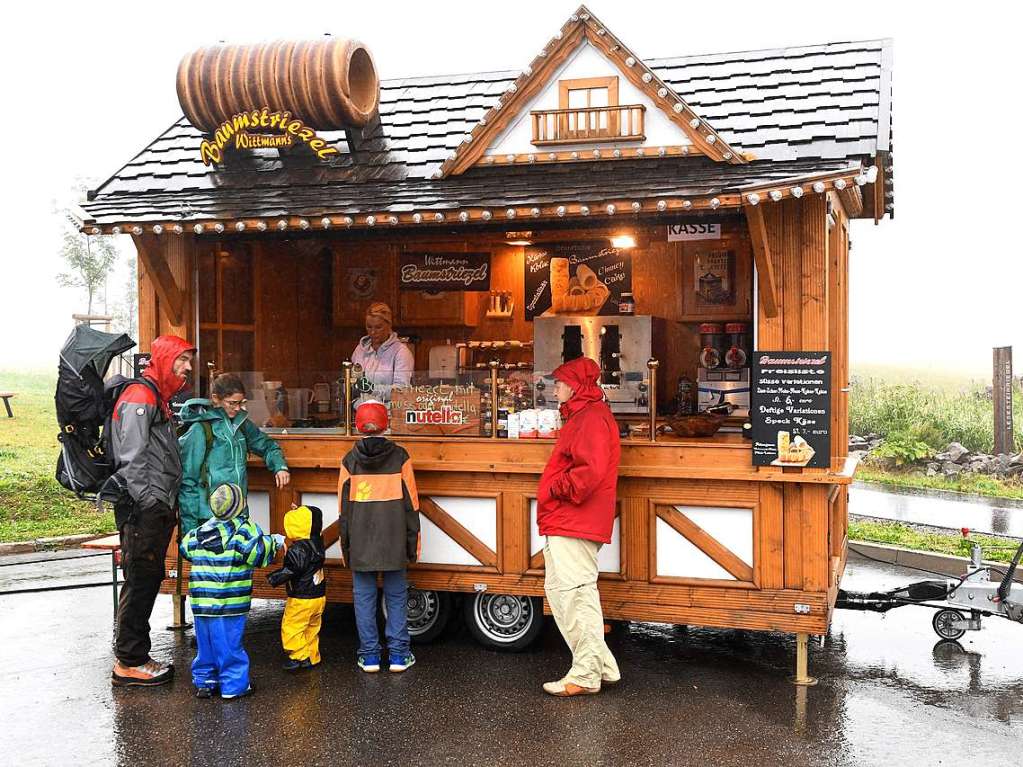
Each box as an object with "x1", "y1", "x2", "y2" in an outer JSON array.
[{"x1": 222, "y1": 398, "x2": 247, "y2": 408}]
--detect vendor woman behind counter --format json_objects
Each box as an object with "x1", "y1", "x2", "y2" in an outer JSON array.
[{"x1": 351, "y1": 302, "x2": 414, "y2": 402}]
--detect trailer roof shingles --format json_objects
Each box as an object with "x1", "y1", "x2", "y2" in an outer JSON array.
[{"x1": 83, "y1": 36, "x2": 893, "y2": 226}]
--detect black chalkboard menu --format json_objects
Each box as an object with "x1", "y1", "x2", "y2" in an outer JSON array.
[
  {"x1": 751, "y1": 351, "x2": 831, "y2": 468},
  {"x1": 524, "y1": 242, "x2": 631, "y2": 320}
]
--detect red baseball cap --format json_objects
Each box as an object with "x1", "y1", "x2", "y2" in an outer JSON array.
[{"x1": 355, "y1": 400, "x2": 389, "y2": 434}]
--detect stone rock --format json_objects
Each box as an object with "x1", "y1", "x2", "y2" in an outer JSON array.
[
  {"x1": 992, "y1": 454, "x2": 1013, "y2": 475},
  {"x1": 942, "y1": 461, "x2": 962, "y2": 478},
  {"x1": 946, "y1": 442, "x2": 969, "y2": 462},
  {"x1": 926, "y1": 464, "x2": 939, "y2": 477},
  {"x1": 1010, "y1": 452, "x2": 1023, "y2": 467}
]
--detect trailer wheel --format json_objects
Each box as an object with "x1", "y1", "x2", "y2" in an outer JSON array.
[
  {"x1": 464, "y1": 593, "x2": 544, "y2": 651},
  {"x1": 932, "y1": 608, "x2": 966, "y2": 641},
  {"x1": 382, "y1": 588, "x2": 453, "y2": 644}
]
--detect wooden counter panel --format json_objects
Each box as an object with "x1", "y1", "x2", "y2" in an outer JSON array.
[{"x1": 263, "y1": 434, "x2": 854, "y2": 484}]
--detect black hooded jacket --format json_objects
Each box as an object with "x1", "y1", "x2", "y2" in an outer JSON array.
[
  {"x1": 267, "y1": 505, "x2": 327, "y2": 599},
  {"x1": 338, "y1": 436, "x2": 421, "y2": 572}
]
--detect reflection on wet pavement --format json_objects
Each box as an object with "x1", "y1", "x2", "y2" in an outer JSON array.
[
  {"x1": 851, "y1": 482, "x2": 1023, "y2": 538},
  {"x1": 0, "y1": 550, "x2": 1019, "y2": 766}
]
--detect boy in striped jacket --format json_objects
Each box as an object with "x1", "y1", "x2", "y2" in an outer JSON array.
[{"x1": 180, "y1": 482, "x2": 283, "y2": 699}]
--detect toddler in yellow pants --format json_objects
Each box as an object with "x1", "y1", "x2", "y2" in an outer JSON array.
[{"x1": 267, "y1": 505, "x2": 327, "y2": 671}]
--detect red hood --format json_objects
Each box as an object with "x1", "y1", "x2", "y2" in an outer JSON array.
[
  {"x1": 144, "y1": 335, "x2": 196, "y2": 402},
  {"x1": 553, "y1": 356, "x2": 605, "y2": 420}
]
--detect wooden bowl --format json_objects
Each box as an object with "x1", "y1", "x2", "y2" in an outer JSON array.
[{"x1": 663, "y1": 413, "x2": 725, "y2": 438}]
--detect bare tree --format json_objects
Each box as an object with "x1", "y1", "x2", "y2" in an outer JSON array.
[
  {"x1": 56, "y1": 183, "x2": 119, "y2": 316},
  {"x1": 57, "y1": 229, "x2": 119, "y2": 315},
  {"x1": 111, "y1": 255, "x2": 138, "y2": 340}
]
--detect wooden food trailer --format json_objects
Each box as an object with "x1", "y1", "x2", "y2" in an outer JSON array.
[{"x1": 79, "y1": 7, "x2": 893, "y2": 677}]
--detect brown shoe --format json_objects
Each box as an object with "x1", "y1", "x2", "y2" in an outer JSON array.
[
  {"x1": 542, "y1": 680, "x2": 600, "y2": 697},
  {"x1": 112, "y1": 660, "x2": 174, "y2": 687}
]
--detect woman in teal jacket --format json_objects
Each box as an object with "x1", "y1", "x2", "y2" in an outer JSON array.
[{"x1": 178, "y1": 374, "x2": 290, "y2": 533}]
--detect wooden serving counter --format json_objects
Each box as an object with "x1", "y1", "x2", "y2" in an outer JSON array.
[{"x1": 162, "y1": 433, "x2": 852, "y2": 638}]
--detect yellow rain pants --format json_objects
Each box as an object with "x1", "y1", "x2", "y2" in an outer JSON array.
[{"x1": 281, "y1": 596, "x2": 326, "y2": 663}]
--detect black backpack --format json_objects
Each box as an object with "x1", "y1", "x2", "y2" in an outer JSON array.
[{"x1": 54, "y1": 326, "x2": 146, "y2": 500}]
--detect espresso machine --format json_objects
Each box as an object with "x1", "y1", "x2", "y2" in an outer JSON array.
[{"x1": 532, "y1": 315, "x2": 667, "y2": 414}]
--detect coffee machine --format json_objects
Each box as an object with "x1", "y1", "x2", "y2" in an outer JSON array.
[{"x1": 532, "y1": 315, "x2": 667, "y2": 414}]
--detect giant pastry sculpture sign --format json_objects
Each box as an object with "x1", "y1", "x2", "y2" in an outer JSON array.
[{"x1": 523, "y1": 242, "x2": 632, "y2": 320}]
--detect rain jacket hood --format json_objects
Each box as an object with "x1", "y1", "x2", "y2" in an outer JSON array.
[
  {"x1": 144, "y1": 335, "x2": 196, "y2": 406},
  {"x1": 284, "y1": 505, "x2": 322, "y2": 540},
  {"x1": 553, "y1": 357, "x2": 606, "y2": 421}
]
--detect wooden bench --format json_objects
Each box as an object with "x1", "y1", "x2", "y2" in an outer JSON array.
[
  {"x1": 82, "y1": 534, "x2": 121, "y2": 617},
  {"x1": 0, "y1": 392, "x2": 14, "y2": 418}
]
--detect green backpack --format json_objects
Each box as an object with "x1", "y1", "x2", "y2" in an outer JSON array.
[{"x1": 178, "y1": 420, "x2": 215, "y2": 489}]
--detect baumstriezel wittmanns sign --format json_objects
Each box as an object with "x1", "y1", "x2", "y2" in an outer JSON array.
[{"x1": 199, "y1": 107, "x2": 339, "y2": 165}]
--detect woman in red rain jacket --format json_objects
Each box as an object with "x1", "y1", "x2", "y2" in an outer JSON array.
[{"x1": 536, "y1": 356, "x2": 621, "y2": 697}]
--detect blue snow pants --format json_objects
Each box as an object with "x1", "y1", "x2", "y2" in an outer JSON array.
[{"x1": 192, "y1": 614, "x2": 250, "y2": 697}]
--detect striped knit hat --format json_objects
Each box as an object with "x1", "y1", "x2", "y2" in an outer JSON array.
[{"x1": 209, "y1": 483, "x2": 245, "y2": 520}]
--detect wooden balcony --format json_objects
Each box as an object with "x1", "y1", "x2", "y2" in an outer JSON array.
[{"x1": 530, "y1": 104, "x2": 646, "y2": 146}]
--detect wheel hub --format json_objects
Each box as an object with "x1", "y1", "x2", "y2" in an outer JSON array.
[{"x1": 475, "y1": 594, "x2": 534, "y2": 642}]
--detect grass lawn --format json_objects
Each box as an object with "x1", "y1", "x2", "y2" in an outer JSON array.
[
  {"x1": 0, "y1": 369, "x2": 114, "y2": 542},
  {"x1": 849, "y1": 518, "x2": 1021, "y2": 564}
]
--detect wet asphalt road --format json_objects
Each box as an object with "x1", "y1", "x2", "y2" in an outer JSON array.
[{"x1": 1, "y1": 549, "x2": 1021, "y2": 767}]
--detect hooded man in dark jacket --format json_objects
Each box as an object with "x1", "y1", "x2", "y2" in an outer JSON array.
[
  {"x1": 110, "y1": 334, "x2": 195, "y2": 687},
  {"x1": 537, "y1": 356, "x2": 621, "y2": 697}
]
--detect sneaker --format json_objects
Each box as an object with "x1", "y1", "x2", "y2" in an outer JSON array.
[
  {"x1": 195, "y1": 687, "x2": 215, "y2": 699},
  {"x1": 112, "y1": 660, "x2": 174, "y2": 687},
  {"x1": 282, "y1": 658, "x2": 304, "y2": 672},
  {"x1": 221, "y1": 685, "x2": 254, "y2": 700},
  {"x1": 389, "y1": 653, "x2": 416, "y2": 673},
  {"x1": 358, "y1": 655, "x2": 381, "y2": 673}
]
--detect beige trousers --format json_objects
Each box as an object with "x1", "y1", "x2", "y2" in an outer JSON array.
[{"x1": 543, "y1": 535, "x2": 620, "y2": 687}]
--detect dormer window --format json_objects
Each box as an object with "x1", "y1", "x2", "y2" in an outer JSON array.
[{"x1": 531, "y1": 76, "x2": 645, "y2": 146}]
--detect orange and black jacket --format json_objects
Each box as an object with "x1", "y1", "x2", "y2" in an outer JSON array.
[{"x1": 338, "y1": 437, "x2": 420, "y2": 572}]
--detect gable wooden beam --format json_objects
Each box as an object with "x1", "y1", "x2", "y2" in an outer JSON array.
[
  {"x1": 744, "y1": 203, "x2": 779, "y2": 318},
  {"x1": 133, "y1": 233, "x2": 184, "y2": 327},
  {"x1": 578, "y1": 24, "x2": 740, "y2": 164},
  {"x1": 440, "y1": 4, "x2": 745, "y2": 177},
  {"x1": 443, "y1": 24, "x2": 586, "y2": 176},
  {"x1": 837, "y1": 185, "x2": 864, "y2": 219}
]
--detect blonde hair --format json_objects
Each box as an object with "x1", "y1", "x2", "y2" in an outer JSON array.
[{"x1": 365, "y1": 302, "x2": 393, "y2": 326}]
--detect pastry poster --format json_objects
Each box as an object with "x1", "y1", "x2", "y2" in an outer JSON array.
[
  {"x1": 694, "y1": 250, "x2": 735, "y2": 306},
  {"x1": 751, "y1": 352, "x2": 831, "y2": 468},
  {"x1": 524, "y1": 242, "x2": 631, "y2": 320}
]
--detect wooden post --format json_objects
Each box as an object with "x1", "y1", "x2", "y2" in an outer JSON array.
[
  {"x1": 647, "y1": 358, "x2": 659, "y2": 442},
  {"x1": 342, "y1": 361, "x2": 353, "y2": 436},
  {"x1": 489, "y1": 359, "x2": 500, "y2": 439},
  {"x1": 793, "y1": 632, "x2": 818, "y2": 686},
  {"x1": 993, "y1": 347, "x2": 1013, "y2": 455}
]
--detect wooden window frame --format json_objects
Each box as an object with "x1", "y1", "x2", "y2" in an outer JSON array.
[
  {"x1": 558, "y1": 76, "x2": 620, "y2": 138},
  {"x1": 198, "y1": 243, "x2": 260, "y2": 388}
]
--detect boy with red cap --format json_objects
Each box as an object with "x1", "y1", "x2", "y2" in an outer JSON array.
[
  {"x1": 339, "y1": 400, "x2": 421, "y2": 673},
  {"x1": 537, "y1": 355, "x2": 621, "y2": 697}
]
